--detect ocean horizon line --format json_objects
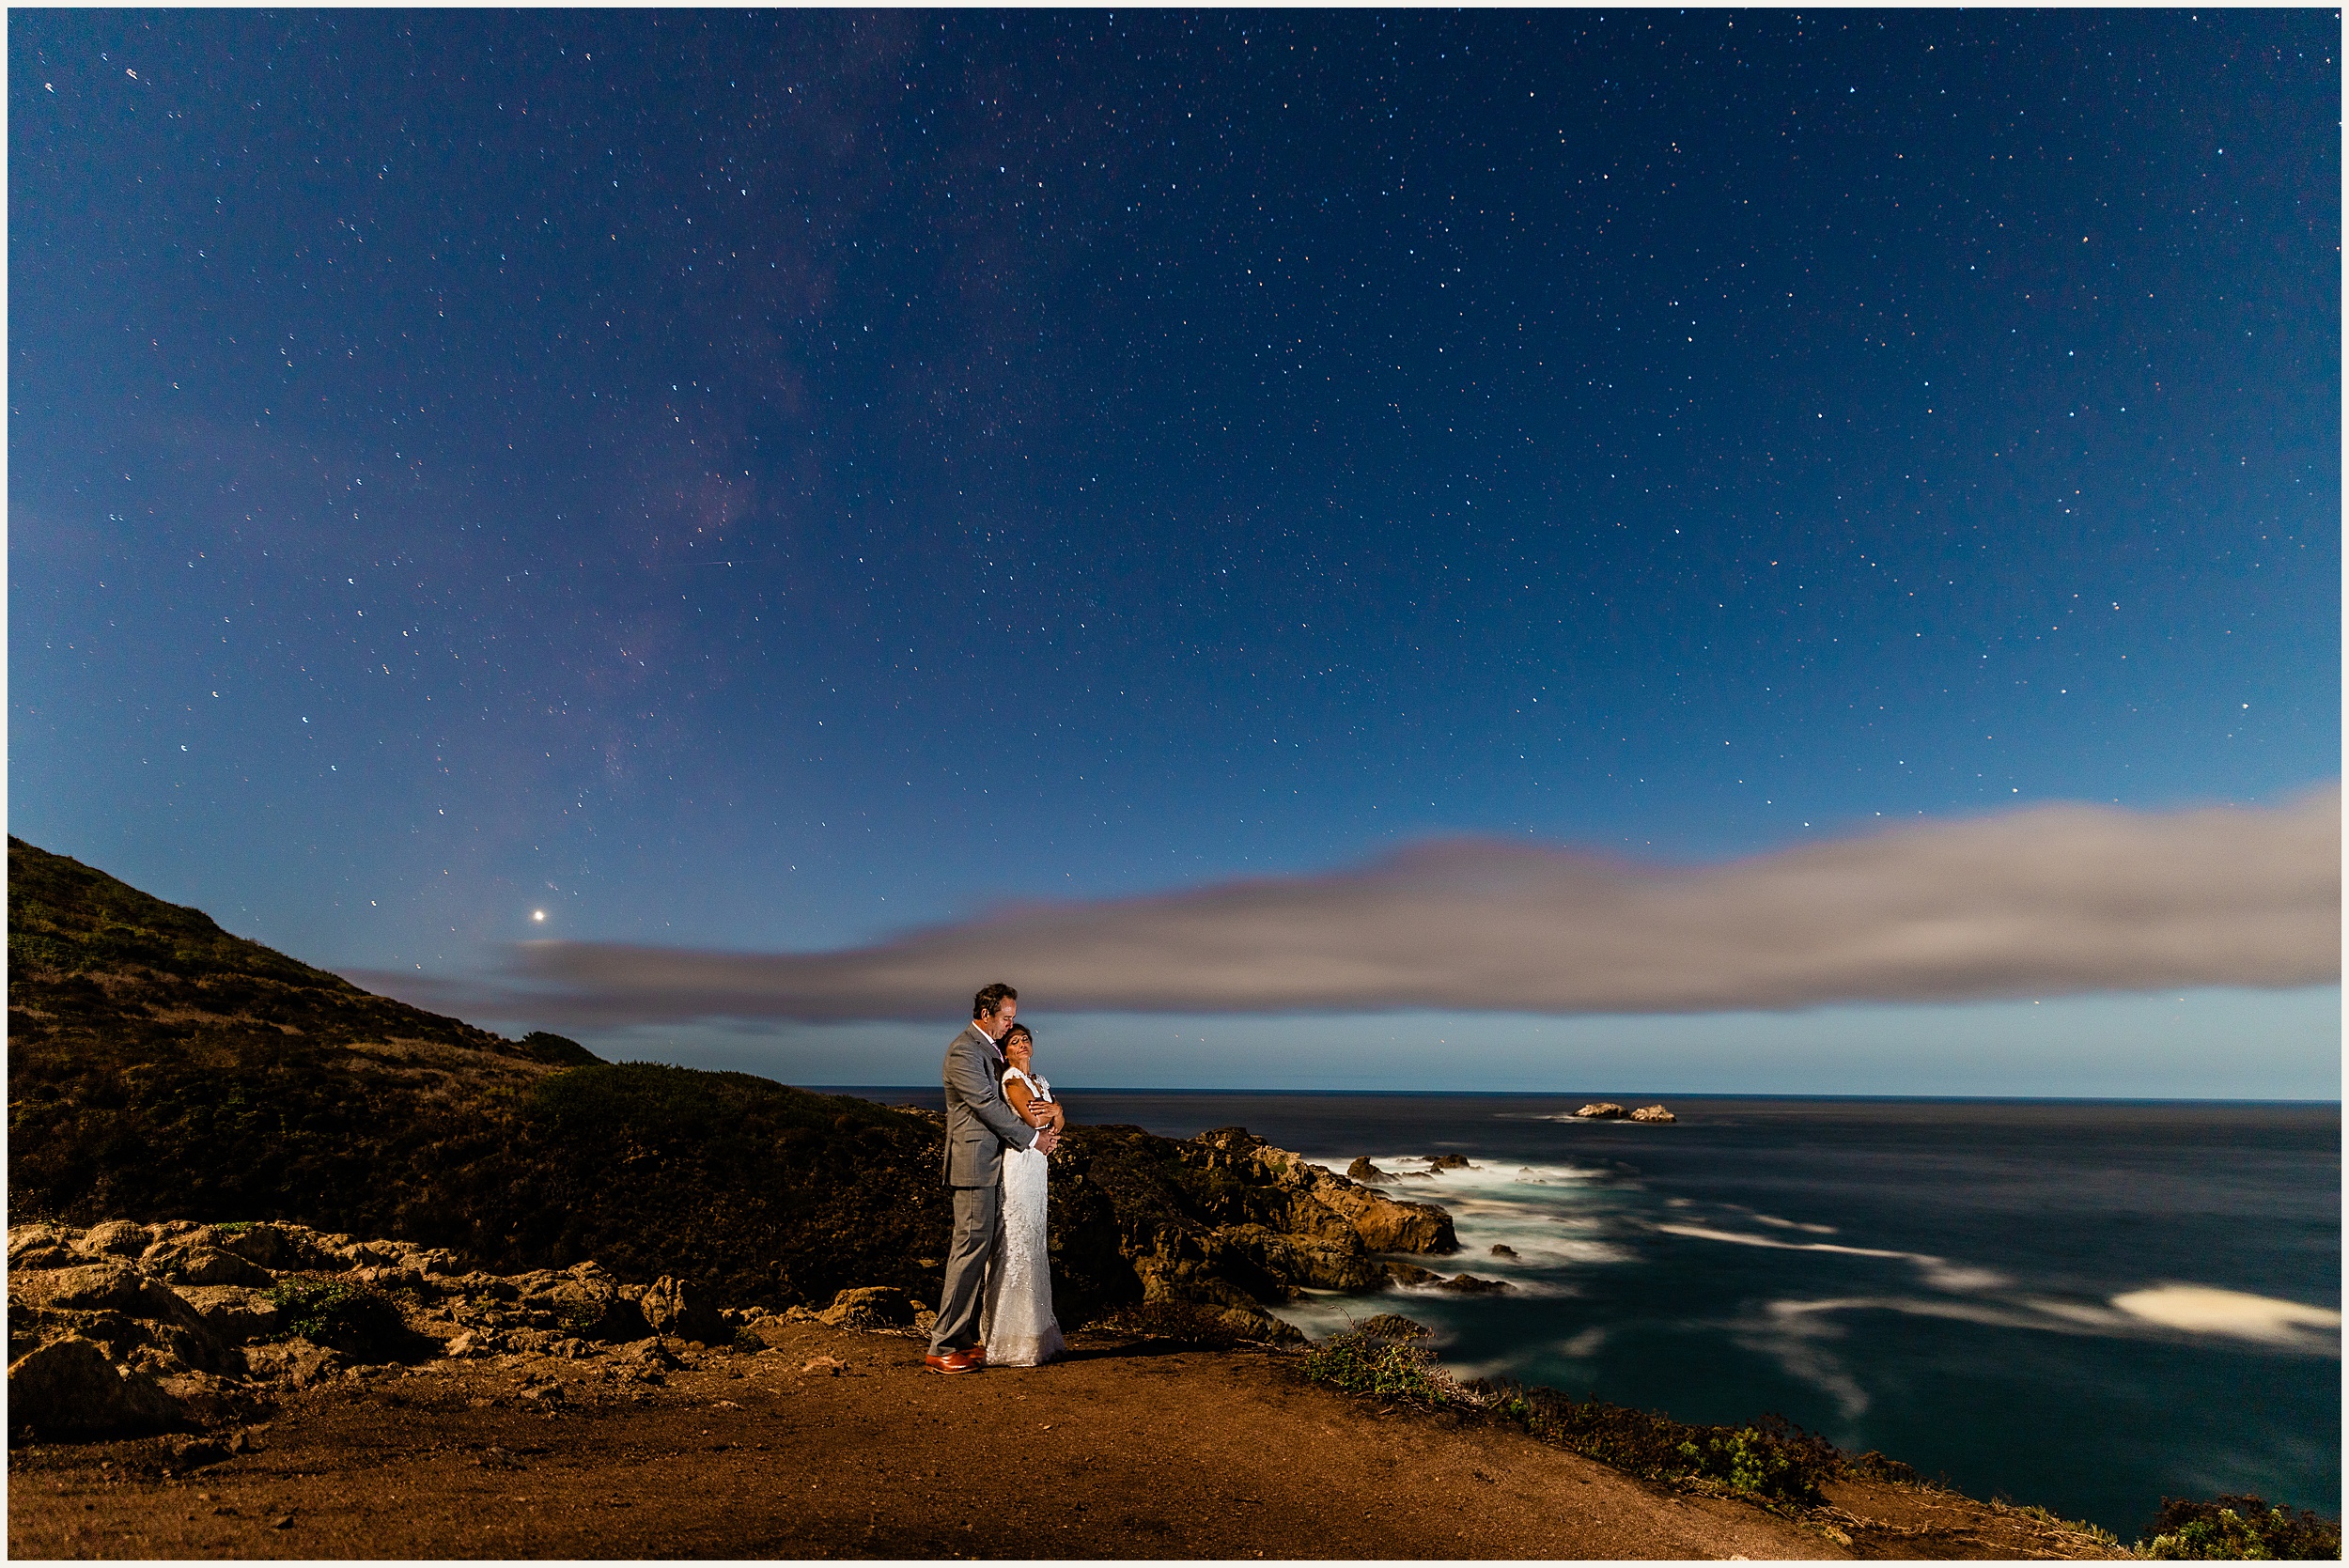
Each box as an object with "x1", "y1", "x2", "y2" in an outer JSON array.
[{"x1": 793, "y1": 1084, "x2": 2344, "y2": 1107}]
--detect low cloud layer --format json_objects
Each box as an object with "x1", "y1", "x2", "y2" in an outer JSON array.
[{"x1": 356, "y1": 786, "x2": 2339, "y2": 1027}]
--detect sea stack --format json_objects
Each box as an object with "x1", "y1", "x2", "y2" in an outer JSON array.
[
  {"x1": 1573, "y1": 1102, "x2": 1627, "y2": 1120},
  {"x1": 1629, "y1": 1105, "x2": 1676, "y2": 1124}
]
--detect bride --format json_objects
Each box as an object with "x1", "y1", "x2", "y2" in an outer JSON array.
[{"x1": 981, "y1": 1022, "x2": 1066, "y2": 1367}]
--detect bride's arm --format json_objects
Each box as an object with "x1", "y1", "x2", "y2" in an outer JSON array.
[{"x1": 1004, "y1": 1076, "x2": 1050, "y2": 1127}]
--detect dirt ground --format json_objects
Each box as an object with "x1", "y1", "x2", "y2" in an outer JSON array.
[{"x1": 8, "y1": 1321, "x2": 2122, "y2": 1560}]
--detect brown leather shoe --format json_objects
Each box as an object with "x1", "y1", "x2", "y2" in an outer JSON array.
[{"x1": 923, "y1": 1348, "x2": 984, "y2": 1374}]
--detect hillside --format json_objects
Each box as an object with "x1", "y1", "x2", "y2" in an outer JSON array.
[{"x1": 6, "y1": 839, "x2": 1454, "y2": 1322}]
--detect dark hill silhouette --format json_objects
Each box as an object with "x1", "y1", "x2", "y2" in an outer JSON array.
[{"x1": 7, "y1": 839, "x2": 1453, "y2": 1325}]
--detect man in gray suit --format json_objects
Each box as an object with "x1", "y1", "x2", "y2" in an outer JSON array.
[{"x1": 925, "y1": 981, "x2": 1059, "y2": 1374}]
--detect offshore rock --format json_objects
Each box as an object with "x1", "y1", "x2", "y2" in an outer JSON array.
[
  {"x1": 1574, "y1": 1103, "x2": 1627, "y2": 1120},
  {"x1": 1629, "y1": 1105, "x2": 1677, "y2": 1124},
  {"x1": 1346, "y1": 1157, "x2": 1392, "y2": 1183},
  {"x1": 1424, "y1": 1154, "x2": 1473, "y2": 1172}
]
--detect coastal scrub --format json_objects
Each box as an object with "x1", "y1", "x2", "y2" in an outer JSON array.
[{"x1": 2139, "y1": 1494, "x2": 2341, "y2": 1560}]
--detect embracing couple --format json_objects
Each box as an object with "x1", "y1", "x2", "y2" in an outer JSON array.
[{"x1": 924, "y1": 982, "x2": 1067, "y2": 1374}]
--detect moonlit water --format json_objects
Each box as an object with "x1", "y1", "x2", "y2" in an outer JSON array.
[{"x1": 849, "y1": 1088, "x2": 2339, "y2": 1535}]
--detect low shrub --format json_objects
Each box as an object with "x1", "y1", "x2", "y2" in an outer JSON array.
[
  {"x1": 1470, "y1": 1383, "x2": 1832, "y2": 1513},
  {"x1": 266, "y1": 1275, "x2": 412, "y2": 1360},
  {"x1": 2139, "y1": 1494, "x2": 2341, "y2": 1560},
  {"x1": 1300, "y1": 1329, "x2": 1457, "y2": 1406}
]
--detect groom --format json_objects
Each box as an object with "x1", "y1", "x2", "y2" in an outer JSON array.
[{"x1": 925, "y1": 981, "x2": 1058, "y2": 1374}]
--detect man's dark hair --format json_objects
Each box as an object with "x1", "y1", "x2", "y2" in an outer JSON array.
[{"x1": 972, "y1": 982, "x2": 1019, "y2": 1020}]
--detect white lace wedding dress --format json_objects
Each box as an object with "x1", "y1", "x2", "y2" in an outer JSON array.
[{"x1": 981, "y1": 1066, "x2": 1066, "y2": 1367}]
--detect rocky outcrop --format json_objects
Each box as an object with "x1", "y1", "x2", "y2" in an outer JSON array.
[
  {"x1": 5, "y1": 1218, "x2": 699, "y2": 1438},
  {"x1": 1042, "y1": 1125, "x2": 1460, "y2": 1340},
  {"x1": 638, "y1": 1276, "x2": 723, "y2": 1344},
  {"x1": 1628, "y1": 1105, "x2": 1676, "y2": 1124},
  {"x1": 1346, "y1": 1157, "x2": 1392, "y2": 1183},
  {"x1": 1434, "y1": 1273, "x2": 1509, "y2": 1295},
  {"x1": 1424, "y1": 1154, "x2": 1473, "y2": 1172},
  {"x1": 1574, "y1": 1102, "x2": 1627, "y2": 1120}
]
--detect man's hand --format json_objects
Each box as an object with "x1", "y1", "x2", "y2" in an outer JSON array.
[{"x1": 1034, "y1": 1126, "x2": 1061, "y2": 1156}]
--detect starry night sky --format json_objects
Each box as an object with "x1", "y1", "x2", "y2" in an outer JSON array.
[{"x1": 11, "y1": 11, "x2": 2339, "y2": 1090}]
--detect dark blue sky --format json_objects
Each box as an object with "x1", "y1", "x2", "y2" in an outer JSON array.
[{"x1": 10, "y1": 11, "x2": 2338, "y2": 1084}]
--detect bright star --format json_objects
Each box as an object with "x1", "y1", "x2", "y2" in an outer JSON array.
[{"x1": 532, "y1": 910, "x2": 547, "y2": 922}]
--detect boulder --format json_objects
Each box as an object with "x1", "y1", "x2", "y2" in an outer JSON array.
[
  {"x1": 8, "y1": 1335, "x2": 181, "y2": 1436},
  {"x1": 618, "y1": 1336, "x2": 680, "y2": 1372},
  {"x1": 1424, "y1": 1154, "x2": 1473, "y2": 1172},
  {"x1": 13, "y1": 1260, "x2": 177, "y2": 1316},
  {"x1": 78, "y1": 1220, "x2": 153, "y2": 1258},
  {"x1": 818, "y1": 1286, "x2": 916, "y2": 1330},
  {"x1": 1314, "y1": 1182, "x2": 1457, "y2": 1254},
  {"x1": 1346, "y1": 1157, "x2": 1392, "y2": 1183},
  {"x1": 146, "y1": 1246, "x2": 272, "y2": 1288},
  {"x1": 1629, "y1": 1105, "x2": 1676, "y2": 1124},
  {"x1": 1385, "y1": 1261, "x2": 1440, "y2": 1286},
  {"x1": 640, "y1": 1276, "x2": 727, "y2": 1344},
  {"x1": 1434, "y1": 1272, "x2": 1509, "y2": 1295},
  {"x1": 211, "y1": 1224, "x2": 340, "y2": 1273},
  {"x1": 1574, "y1": 1102, "x2": 1626, "y2": 1120},
  {"x1": 173, "y1": 1286, "x2": 286, "y2": 1344},
  {"x1": 1355, "y1": 1313, "x2": 1431, "y2": 1340},
  {"x1": 1489, "y1": 1244, "x2": 1519, "y2": 1258},
  {"x1": 8, "y1": 1225, "x2": 81, "y2": 1271}
]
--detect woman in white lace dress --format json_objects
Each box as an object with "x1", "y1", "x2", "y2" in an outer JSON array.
[{"x1": 981, "y1": 1023, "x2": 1066, "y2": 1367}]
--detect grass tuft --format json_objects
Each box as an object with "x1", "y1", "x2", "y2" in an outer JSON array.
[{"x1": 1300, "y1": 1328, "x2": 1457, "y2": 1406}]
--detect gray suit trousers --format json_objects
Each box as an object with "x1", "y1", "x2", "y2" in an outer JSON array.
[{"x1": 929, "y1": 1182, "x2": 1003, "y2": 1355}]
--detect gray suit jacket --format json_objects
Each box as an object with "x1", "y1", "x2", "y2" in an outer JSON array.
[{"x1": 941, "y1": 1021, "x2": 1037, "y2": 1188}]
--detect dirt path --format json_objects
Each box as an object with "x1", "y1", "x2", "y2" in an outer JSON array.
[{"x1": 8, "y1": 1322, "x2": 2116, "y2": 1560}]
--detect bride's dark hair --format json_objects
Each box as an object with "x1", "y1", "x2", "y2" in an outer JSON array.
[{"x1": 1001, "y1": 1023, "x2": 1034, "y2": 1053}]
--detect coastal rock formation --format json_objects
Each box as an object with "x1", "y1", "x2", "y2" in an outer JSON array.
[
  {"x1": 1490, "y1": 1244, "x2": 1519, "y2": 1258},
  {"x1": 1629, "y1": 1105, "x2": 1677, "y2": 1124},
  {"x1": 1355, "y1": 1313, "x2": 1430, "y2": 1340},
  {"x1": 1434, "y1": 1273, "x2": 1510, "y2": 1295},
  {"x1": 1040, "y1": 1126, "x2": 1458, "y2": 1335},
  {"x1": 1574, "y1": 1102, "x2": 1628, "y2": 1120},
  {"x1": 1345, "y1": 1157, "x2": 1392, "y2": 1183},
  {"x1": 1424, "y1": 1154, "x2": 1474, "y2": 1172}
]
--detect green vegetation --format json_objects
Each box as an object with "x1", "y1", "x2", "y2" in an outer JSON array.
[
  {"x1": 1478, "y1": 1382, "x2": 1838, "y2": 1512},
  {"x1": 265, "y1": 1275, "x2": 412, "y2": 1359},
  {"x1": 1299, "y1": 1331, "x2": 1923, "y2": 1517},
  {"x1": 2139, "y1": 1495, "x2": 2341, "y2": 1560},
  {"x1": 1301, "y1": 1328, "x2": 1458, "y2": 1406}
]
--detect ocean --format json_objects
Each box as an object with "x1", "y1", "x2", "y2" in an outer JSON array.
[{"x1": 845, "y1": 1088, "x2": 2341, "y2": 1537}]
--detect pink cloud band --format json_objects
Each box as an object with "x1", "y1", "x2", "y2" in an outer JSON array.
[{"x1": 351, "y1": 786, "x2": 2341, "y2": 1026}]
